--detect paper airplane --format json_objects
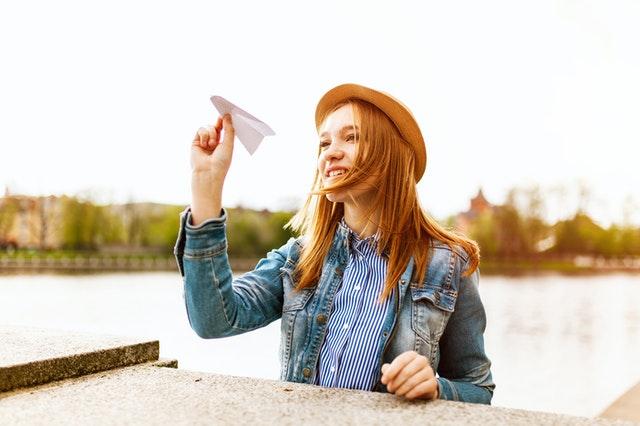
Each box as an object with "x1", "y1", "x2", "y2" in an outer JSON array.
[{"x1": 210, "y1": 95, "x2": 275, "y2": 155}]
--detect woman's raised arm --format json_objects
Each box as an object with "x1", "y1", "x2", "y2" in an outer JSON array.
[{"x1": 190, "y1": 114, "x2": 235, "y2": 226}]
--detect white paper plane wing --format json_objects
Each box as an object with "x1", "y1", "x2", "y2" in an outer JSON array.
[{"x1": 210, "y1": 95, "x2": 275, "y2": 155}]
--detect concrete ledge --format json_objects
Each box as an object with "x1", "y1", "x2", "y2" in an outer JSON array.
[
  {"x1": 601, "y1": 381, "x2": 640, "y2": 423},
  {"x1": 0, "y1": 365, "x2": 631, "y2": 425},
  {"x1": 0, "y1": 326, "x2": 159, "y2": 392}
]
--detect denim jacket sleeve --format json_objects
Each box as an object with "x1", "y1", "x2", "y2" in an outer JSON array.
[
  {"x1": 174, "y1": 207, "x2": 290, "y2": 338},
  {"x1": 436, "y1": 263, "x2": 495, "y2": 404}
]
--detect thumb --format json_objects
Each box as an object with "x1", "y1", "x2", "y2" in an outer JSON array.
[{"x1": 220, "y1": 114, "x2": 235, "y2": 155}]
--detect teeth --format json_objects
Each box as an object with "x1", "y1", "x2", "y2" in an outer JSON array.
[{"x1": 328, "y1": 170, "x2": 346, "y2": 177}]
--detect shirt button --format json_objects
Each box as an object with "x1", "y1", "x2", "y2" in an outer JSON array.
[
  {"x1": 316, "y1": 314, "x2": 327, "y2": 324},
  {"x1": 302, "y1": 368, "x2": 311, "y2": 377},
  {"x1": 354, "y1": 286, "x2": 361, "y2": 291},
  {"x1": 330, "y1": 366, "x2": 336, "y2": 373},
  {"x1": 342, "y1": 323, "x2": 349, "y2": 330}
]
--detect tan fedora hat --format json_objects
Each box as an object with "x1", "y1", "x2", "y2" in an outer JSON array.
[{"x1": 315, "y1": 83, "x2": 427, "y2": 181}]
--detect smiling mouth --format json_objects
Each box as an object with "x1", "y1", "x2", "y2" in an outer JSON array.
[{"x1": 326, "y1": 169, "x2": 347, "y2": 178}]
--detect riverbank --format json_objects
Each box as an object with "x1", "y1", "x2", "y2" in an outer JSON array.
[
  {"x1": 0, "y1": 253, "x2": 259, "y2": 273},
  {"x1": 2, "y1": 254, "x2": 639, "y2": 275},
  {"x1": 479, "y1": 257, "x2": 640, "y2": 275}
]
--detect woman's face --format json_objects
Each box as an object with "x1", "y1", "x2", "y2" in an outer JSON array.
[{"x1": 317, "y1": 104, "x2": 373, "y2": 204}]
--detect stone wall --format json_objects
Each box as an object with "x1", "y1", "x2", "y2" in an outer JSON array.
[{"x1": 0, "y1": 326, "x2": 633, "y2": 425}]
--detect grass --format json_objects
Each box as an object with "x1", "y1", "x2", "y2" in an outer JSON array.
[{"x1": 0, "y1": 248, "x2": 173, "y2": 261}]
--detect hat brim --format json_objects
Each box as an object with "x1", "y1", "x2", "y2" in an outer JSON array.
[{"x1": 315, "y1": 83, "x2": 426, "y2": 181}]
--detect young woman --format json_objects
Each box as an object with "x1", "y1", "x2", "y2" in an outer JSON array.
[{"x1": 174, "y1": 83, "x2": 495, "y2": 404}]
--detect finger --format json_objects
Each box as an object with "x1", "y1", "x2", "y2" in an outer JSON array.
[
  {"x1": 387, "y1": 355, "x2": 428, "y2": 393},
  {"x1": 381, "y1": 363, "x2": 390, "y2": 375},
  {"x1": 404, "y1": 378, "x2": 439, "y2": 400},
  {"x1": 194, "y1": 127, "x2": 210, "y2": 148},
  {"x1": 393, "y1": 367, "x2": 433, "y2": 397},
  {"x1": 193, "y1": 127, "x2": 206, "y2": 145},
  {"x1": 207, "y1": 125, "x2": 219, "y2": 150},
  {"x1": 380, "y1": 351, "x2": 418, "y2": 385}
]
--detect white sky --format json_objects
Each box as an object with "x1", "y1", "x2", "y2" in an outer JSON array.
[{"x1": 1, "y1": 0, "x2": 638, "y2": 226}]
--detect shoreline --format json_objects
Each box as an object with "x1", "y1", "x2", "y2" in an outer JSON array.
[{"x1": 1, "y1": 256, "x2": 639, "y2": 276}]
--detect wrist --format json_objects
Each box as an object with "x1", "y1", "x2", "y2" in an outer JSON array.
[
  {"x1": 190, "y1": 203, "x2": 223, "y2": 226},
  {"x1": 191, "y1": 170, "x2": 225, "y2": 186}
]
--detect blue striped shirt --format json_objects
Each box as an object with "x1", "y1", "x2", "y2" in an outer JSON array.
[{"x1": 314, "y1": 220, "x2": 393, "y2": 390}]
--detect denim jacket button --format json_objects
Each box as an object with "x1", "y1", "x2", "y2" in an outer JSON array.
[
  {"x1": 335, "y1": 267, "x2": 343, "y2": 276},
  {"x1": 302, "y1": 368, "x2": 311, "y2": 377},
  {"x1": 316, "y1": 314, "x2": 327, "y2": 324}
]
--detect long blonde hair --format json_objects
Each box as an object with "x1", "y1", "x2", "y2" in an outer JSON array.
[{"x1": 288, "y1": 99, "x2": 479, "y2": 301}]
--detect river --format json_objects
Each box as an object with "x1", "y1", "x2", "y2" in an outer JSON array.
[{"x1": 0, "y1": 271, "x2": 638, "y2": 418}]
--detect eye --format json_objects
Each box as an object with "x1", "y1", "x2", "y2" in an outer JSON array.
[
  {"x1": 346, "y1": 133, "x2": 359, "y2": 143},
  {"x1": 319, "y1": 140, "x2": 330, "y2": 149}
]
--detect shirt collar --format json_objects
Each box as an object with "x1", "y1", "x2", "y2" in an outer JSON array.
[{"x1": 338, "y1": 217, "x2": 382, "y2": 256}]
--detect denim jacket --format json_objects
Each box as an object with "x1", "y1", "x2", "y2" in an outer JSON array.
[{"x1": 174, "y1": 208, "x2": 495, "y2": 404}]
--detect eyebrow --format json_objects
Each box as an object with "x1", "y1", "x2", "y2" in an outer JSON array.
[{"x1": 319, "y1": 125, "x2": 360, "y2": 139}]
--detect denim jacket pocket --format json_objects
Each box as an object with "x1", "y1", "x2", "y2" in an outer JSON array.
[
  {"x1": 280, "y1": 262, "x2": 315, "y2": 311},
  {"x1": 410, "y1": 285, "x2": 458, "y2": 365}
]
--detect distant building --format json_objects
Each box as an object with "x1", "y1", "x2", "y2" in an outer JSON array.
[
  {"x1": 455, "y1": 188, "x2": 494, "y2": 234},
  {"x1": 0, "y1": 191, "x2": 64, "y2": 250}
]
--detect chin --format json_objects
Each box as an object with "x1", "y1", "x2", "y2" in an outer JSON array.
[{"x1": 325, "y1": 192, "x2": 346, "y2": 203}]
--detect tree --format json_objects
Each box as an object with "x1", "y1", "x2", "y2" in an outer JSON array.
[
  {"x1": 142, "y1": 205, "x2": 185, "y2": 252},
  {"x1": 60, "y1": 197, "x2": 111, "y2": 250},
  {"x1": 552, "y1": 213, "x2": 604, "y2": 256},
  {"x1": 0, "y1": 197, "x2": 19, "y2": 246}
]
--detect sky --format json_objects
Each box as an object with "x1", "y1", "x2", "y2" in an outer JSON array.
[{"x1": 1, "y1": 0, "x2": 639, "y2": 226}]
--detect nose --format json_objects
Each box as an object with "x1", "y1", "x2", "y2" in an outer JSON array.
[{"x1": 323, "y1": 141, "x2": 344, "y2": 162}]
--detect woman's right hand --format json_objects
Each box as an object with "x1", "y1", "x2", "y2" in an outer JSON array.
[
  {"x1": 190, "y1": 114, "x2": 235, "y2": 225},
  {"x1": 191, "y1": 114, "x2": 235, "y2": 179}
]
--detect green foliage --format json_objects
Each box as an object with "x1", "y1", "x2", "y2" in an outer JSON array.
[
  {"x1": 268, "y1": 211, "x2": 296, "y2": 247},
  {"x1": 466, "y1": 185, "x2": 640, "y2": 259},
  {"x1": 60, "y1": 198, "x2": 105, "y2": 250},
  {"x1": 59, "y1": 198, "x2": 183, "y2": 252},
  {"x1": 552, "y1": 213, "x2": 604, "y2": 255},
  {"x1": 143, "y1": 205, "x2": 185, "y2": 252},
  {"x1": 6, "y1": 187, "x2": 640, "y2": 261},
  {"x1": 97, "y1": 207, "x2": 127, "y2": 245},
  {"x1": 226, "y1": 209, "x2": 295, "y2": 258},
  {"x1": 469, "y1": 211, "x2": 499, "y2": 257}
]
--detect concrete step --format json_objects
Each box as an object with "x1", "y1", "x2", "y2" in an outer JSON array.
[
  {"x1": 0, "y1": 325, "x2": 160, "y2": 392},
  {"x1": 0, "y1": 363, "x2": 627, "y2": 425}
]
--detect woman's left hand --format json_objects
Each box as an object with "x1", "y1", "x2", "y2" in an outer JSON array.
[{"x1": 380, "y1": 351, "x2": 439, "y2": 400}]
